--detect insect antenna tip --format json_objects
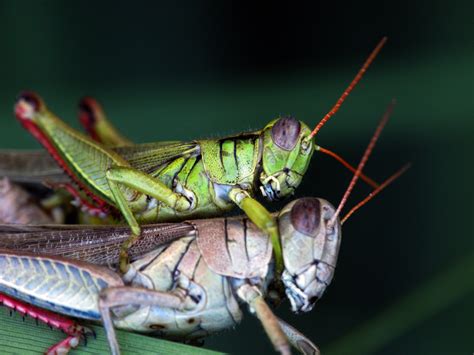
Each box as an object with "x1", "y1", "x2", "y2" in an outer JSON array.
[
  {"x1": 328, "y1": 100, "x2": 395, "y2": 227},
  {"x1": 309, "y1": 37, "x2": 388, "y2": 140}
]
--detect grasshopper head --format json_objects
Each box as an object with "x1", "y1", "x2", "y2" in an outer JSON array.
[
  {"x1": 278, "y1": 197, "x2": 341, "y2": 313},
  {"x1": 259, "y1": 39, "x2": 388, "y2": 201},
  {"x1": 259, "y1": 117, "x2": 314, "y2": 201}
]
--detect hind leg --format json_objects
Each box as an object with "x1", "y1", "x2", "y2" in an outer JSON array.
[
  {"x1": 78, "y1": 97, "x2": 132, "y2": 147},
  {"x1": 0, "y1": 293, "x2": 94, "y2": 355},
  {"x1": 106, "y1": 167, "x2": 193, "y2": 272}
]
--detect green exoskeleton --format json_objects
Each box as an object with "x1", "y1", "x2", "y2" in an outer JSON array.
[
  {"x1": 11, "y1": 38, "x2": 387, "y2": 274},
  {"x1": 0, "y1": 110, "x2": 408, "y2": 355}
]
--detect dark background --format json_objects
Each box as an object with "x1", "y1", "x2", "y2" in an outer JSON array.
[{"x1": 0, "y1": 1, "x2": 473, "y2": 354}]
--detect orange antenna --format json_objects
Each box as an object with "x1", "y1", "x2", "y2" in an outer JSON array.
[
  {"x1": 316, "y1": 145, "x2": 379, "y2": 189},
  {"x1": 308, "y1": 37, "x2": 387, "y2": 140},
  {"x1": 328, "y1": 99, "x2": 395, "y2": 228},
  {"x1": 341, "y1": 163, "x2": 411, "y2": 224}
]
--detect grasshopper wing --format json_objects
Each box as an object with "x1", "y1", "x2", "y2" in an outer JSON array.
[
  {"x1": 113, "y1": 141, "x2": 200, "y2": 176},
  {"x1": 0, "y1": 222, "x2": 195, "y2": 265},
  {"x1": 0, "y1": 141, "x2": 200, "y2": 184},
  {"x1": 0, "y1": 150, "x2": 67, "y2": 183}
]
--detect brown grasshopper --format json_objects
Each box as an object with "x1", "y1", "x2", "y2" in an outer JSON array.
[{"x1": 0, "y1": 108, "x2": 408, "y2": 354}]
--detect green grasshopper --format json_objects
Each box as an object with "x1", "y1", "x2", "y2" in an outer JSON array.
[{"x1": 13, "y1": 38, "x2": 386, "y2": 275}]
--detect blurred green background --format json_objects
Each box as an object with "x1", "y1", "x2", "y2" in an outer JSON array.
[{"x1": 0, "y1": 1, "x2": 473, "y2": 354}]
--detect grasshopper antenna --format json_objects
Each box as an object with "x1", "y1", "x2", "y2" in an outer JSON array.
[
  {"x1": 328, "y1": 99, "x2": 394, "y2": 229},
  {"x1": 341, "y1": 163, "x2": 411, "y2": 224},
  {"x1": 308, "y1": 37, "x2": 387, "y2": 140},
  {"x1": 315, "y1": 145, "x2": 379, "y2": 188}
]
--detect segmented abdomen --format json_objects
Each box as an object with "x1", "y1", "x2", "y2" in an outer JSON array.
[{"x1": 0, "y1": 250, "x2": 123, "y2": 320}]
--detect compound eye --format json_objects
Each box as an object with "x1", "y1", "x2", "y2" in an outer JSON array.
[
  {"x1": 290, "y1": 198, "x2": 320, "y2": 236},
  {"x1": 271, "y1": 116, "x2": 301, "y2": 150}
]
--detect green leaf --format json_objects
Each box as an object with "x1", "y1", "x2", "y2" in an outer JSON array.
[{"x1": 0, "y1": 308, "x2": 224, "y2": 354}]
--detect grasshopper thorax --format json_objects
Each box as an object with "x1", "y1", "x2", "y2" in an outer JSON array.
[
  {"x1": 259, "y1": 117, "x2": 314, "y2": 201},
  {"x1": 278, "y1": 197, "x2": 341, "y2": 313}
]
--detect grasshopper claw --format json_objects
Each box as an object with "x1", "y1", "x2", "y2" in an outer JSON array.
[
  {"x1": 69, "y1": 324, "x2": 95, "y2": 348},
  {"x1": 46, "y1": 335, "x2": 80, "y2": 355},
  {"x1": 81, "y1": 325, "x2": 96, "y2": 340}
]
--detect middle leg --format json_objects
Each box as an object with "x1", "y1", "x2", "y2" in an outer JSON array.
[{"x1": 106, "y1": 166, "x2": 193, "y2": 272}]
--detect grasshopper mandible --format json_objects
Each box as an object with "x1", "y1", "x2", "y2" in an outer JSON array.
[
  {"x1": 11, "y1": 39, "x2": 387, "y2": 275},
  {"x1": 0, "y1": 106, "x2": 408, "y2": 355}
]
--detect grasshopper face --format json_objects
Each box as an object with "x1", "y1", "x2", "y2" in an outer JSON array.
[
  {"x1": 278, "y1": 197, "x2": 341, "y2": 313},
  {"x1": 260, "y1": 117, "x2": 314, "y2": 201}
]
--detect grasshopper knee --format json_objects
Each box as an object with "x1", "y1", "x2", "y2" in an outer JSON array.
[
  {"x1": 174, "y1": 195, "x2": 192, "y2": 211},
  {"x1": 265, "y1": 218, "x2": 278, "y2": 232},
  {"x1": 15, "y1": 92, "x2": 43, "y2": 121},
  {"x1": 130, "y1": 225, "x2": 141, "y2": 236}
]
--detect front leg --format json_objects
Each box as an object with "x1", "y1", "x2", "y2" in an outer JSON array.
[
  {"x1": 106, "y1": 166, "x2": 193, "y2": 272},
  {"x1": 229, "y1": 188, "x2": 283, "y2": 275},
  {"x1": 237, "y1": 284, "x2": 290, "y2": 355},
  {"x1": 277, "y1": 318, "x2": 320, "y2": 355}
]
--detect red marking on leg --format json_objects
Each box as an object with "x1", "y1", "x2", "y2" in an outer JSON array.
[
  {"x1": 15, "y1": 92, "x2": 41, "y2": 119},
  {"x1": 0, "y1": 293, "x2": 94, "y2": 354},
  {"x1": 14, "y1": 97, "x2": 111, "y2": 211},
  {"x1": 1, "y1": 293, "x2": 76, "y2": 333},
  {"x1": 79, "y1": 97, "x2": 101, "y2": 143},
  {"x1": 46, "y1": 335, "x2": 80, "y2": 355},
  {"x1": 46, "y1": 182, "x2": 109, "y2": 218},
  {"x1": 15, "y1": 103, "x2": 28, "y2": 119}
]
